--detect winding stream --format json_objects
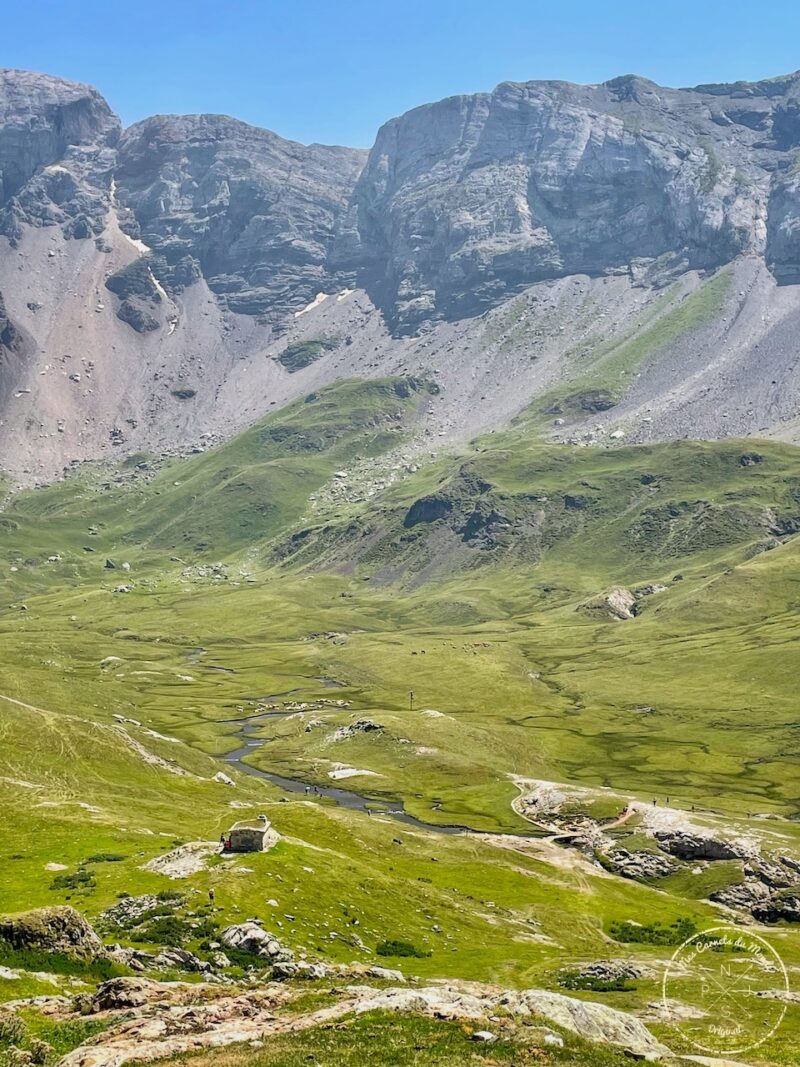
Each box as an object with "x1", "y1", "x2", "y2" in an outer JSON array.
[{"x1": 220, "y1": 709, "x2": 479, "y2": 835}]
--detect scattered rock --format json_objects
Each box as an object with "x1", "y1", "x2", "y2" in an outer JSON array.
[
  {"x1": 152, "y1": 948, "x2": 210, "y2": 974},
  {"x1": 271, "y1": 961, "x2": 329, "y2": 980},
  {"x1": 471, "y1": 1030, "x2": 497, "y2": 1043},
  {"x1": 560, "y1": 960, "x2": 649, "y2": 987},
  {"x1": 329, "y1": 719, "x2": 385, "y2": 742},
  {"x1": 102, "y1": 895, "x2": 166, "y2": 927}
]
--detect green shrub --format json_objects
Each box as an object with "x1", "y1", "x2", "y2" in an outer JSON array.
[
  {"x1": 85, "y1": 853, "x2": 126, "y2": 864},
  {"x1": 49, "y1": 869, "x2": 95, "y2": 892},
  {"x1": 278, "y1": 334, "x2": 341, "y2": 373},
  {"x1": 558, "y1": 970, "x2": 636, "y2": 992},
  {"x1": 156, "y1": 890, "x2": 184, "y2": 903},
  {"x1": 376, "y1": 939, "x2": 430, "y2": 959},
  {"x1": 609, "y1": 917, "x2": 696, "y2": 945},
  {"x1": 135, "y1": 915, "x2": 195, "y2": 946},
  {"x1": 0, "y1": 942, "x2": 124, "y2": 981}
]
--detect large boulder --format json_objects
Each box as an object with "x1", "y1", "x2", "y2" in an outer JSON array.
[
  {"x1": 0, "y1": 906, "x2": 104, "y2": 960},
  {"x1": 90, "y1": 977, "x2": 166, "y2": 1012},
  {"x1": 219, "y1": 921, "x2": 292, "y2": 962},
  {"x1": 579, "y1": 587, "x2": 638, "y2": 621}
]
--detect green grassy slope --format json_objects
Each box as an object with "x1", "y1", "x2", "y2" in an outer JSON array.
[{"x1": 1, "y1": 377, "x2": 799, "y2": 1064}]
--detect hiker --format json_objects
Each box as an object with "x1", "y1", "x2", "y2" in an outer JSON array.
[{"x1": 209, "y1": 888, "x2": 215, "y2": 905}]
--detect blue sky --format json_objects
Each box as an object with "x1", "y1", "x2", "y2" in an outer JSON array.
[{"x1": 2, "y1": 0, "x2": 799, "y2": 147}]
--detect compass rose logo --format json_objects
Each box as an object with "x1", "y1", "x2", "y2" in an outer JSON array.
[{"x1": 662, "y1": 925, "x2": 789, "y2": 1054}]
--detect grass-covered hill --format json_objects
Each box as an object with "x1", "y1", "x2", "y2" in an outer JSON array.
[{"x1": 0, "y1": 377, "x2": 799, "y2": 1066}]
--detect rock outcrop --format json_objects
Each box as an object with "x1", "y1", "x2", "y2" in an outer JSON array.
[
  {"x1": 0, "y1": 289, "x2": 21, "y2": 353},
  {"x1": 654, "y1": 830, "x2": 748, "y2": 861},
  {"x1": 752, "y1": 891, "x2": 800, "y2": 923},
  {"x1": 345, "y1": 74, "x2": 800, "y2": 331},
  {"x1": 0, "y1": 69, "x2": 119, "y2": 242},
  {"x1": 580, "y1": 587, "x2": 638, "y2": 621},
  {"x1": 604, "y1": 847, "x2": 679, "y2": 880},
  {"x1": 114, "y1": 114, "x2": 366, "y2": 325},
  {"x1": 61, "y1": 979, "x2": 670, "y2": 1067},
  {"x1": 0, "y1": 906, "x2": 104, "y2": 959}
]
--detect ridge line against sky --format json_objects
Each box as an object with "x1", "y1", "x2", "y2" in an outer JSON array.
[{"x1": 2, "y1": 0, "x2": 799, "y2": 147}]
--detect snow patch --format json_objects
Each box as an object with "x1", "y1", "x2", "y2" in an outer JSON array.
[
  {"x1": 327, "y1": 765, "x2": 382, "y2": 781},
  {"x1": 294, "y1": 292, "x2": 329, "y2": 317}
]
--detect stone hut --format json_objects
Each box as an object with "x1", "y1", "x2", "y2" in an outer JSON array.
[{"x1": 225, "y1": 815, "x2": 272, "y2": 853}]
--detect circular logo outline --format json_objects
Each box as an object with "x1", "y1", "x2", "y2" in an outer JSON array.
[{"x1": 662, "y1": 924, "x2": 789, "y2": 1055}]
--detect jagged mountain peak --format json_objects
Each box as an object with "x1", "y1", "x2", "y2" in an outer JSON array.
[{"x1": 1, "y1": 66, "x2": 800, "y2": 483}]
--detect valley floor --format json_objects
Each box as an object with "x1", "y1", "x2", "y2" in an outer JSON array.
[{"x1": 0, "y1": 382, "x2": 798, "y2": 1066}]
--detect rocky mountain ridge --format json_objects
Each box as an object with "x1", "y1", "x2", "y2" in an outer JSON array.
[{"x1": 2, "y1": 67, "x2": 800, "y2": 481}]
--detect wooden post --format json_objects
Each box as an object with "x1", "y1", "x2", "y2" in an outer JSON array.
[{"x1": 409, "y1": 690, "x2": 414, "y2": 712}]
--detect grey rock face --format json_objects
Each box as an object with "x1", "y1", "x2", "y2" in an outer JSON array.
[
  {"x1": 654, "y1": 830, "x2": 747, "y2": 861},
  {"x1": 710, "y1": 879, "x2": 771, "y2": 910},
  {"x1": 604, "y1": 847, "x2": 679, "y2": 880},
  {"x1": 114, "y1": 114, "x2": 366, "y2": 325},
  {"x1": 0, "y1": 289, "x2": 21, "y2": 352},
  {"x1": 752, "y1": 891, "x2": 800, "y2": 923},
  {"x1": 105, "y1": 258, "x2": 163, "y2": 332},
  {"x1": 346, "y1": 73, "x2": 800, "y2": 330},
  {"x1": 0, "y1": 69, "x2": 119, "y2": 242},
  {"x1": 5, "y1": 67, "x2": 800, "y2": 479}
]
